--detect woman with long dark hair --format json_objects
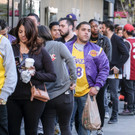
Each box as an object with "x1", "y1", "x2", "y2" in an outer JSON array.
[
  {"x1": 7, "y1": 18, "x2": 56, "y2": 135},
  {"x1": 37, "y1": 25, "x2": 77, "y2": 135}
]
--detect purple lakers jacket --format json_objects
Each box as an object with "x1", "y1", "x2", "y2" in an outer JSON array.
[{"x1": 65, "y1": 40, "x2": 110, "y2": 88}]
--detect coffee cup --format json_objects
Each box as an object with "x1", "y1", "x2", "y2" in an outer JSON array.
[{"x1": 25, "y1": 58, "x2": 35, "y2": 68}]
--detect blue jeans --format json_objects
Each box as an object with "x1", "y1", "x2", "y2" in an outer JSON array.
[
  {"x1": 71, "y1": 94, "x2": 90, "y2": 135},
  {"x1": 104, "y1": 83, "x2": 109, "y2": 113},
  {"x1": 108, "y1": 79, "x2": 120, "y2": 119},
  {"x1": 0, "y1": 105, "x2": 8, "y2": 135}
]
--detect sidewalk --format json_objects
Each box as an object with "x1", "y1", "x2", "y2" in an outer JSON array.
[
  {"x1": 21, "y1": 101, "x2": 135, "y2": 135},
  {"x1": 102, "y1": 101, "x2": 135, "y2": 135},
  {"x1": 72, "y1": 101, "x2": 135, "y2": 135}
]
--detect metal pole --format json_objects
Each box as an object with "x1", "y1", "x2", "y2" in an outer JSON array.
[
  {"x1": 12, "y1": 0, "x2": 15, "y2": 28},
  {"x1": 30, "y1": 0, "x2": 32, "y2": 13},
  {"x1": 7, "y1": 0, "x2": 9, "y2": 26},
  {"x1": 133, "y1": 1, "x2": 135, "y2": 23},
  {"x1": 108, "y1": 2, "x2": 114, "y2": 22},
  {"x1": 19, "y1": 0, "x2": 22, "y2": 20}
]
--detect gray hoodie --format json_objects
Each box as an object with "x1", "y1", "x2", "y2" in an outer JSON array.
[
  {"x1": 45, "y1": 41, "x2": 77, "y2": 99},
  {"x1": 0, "y1": 35, "x2": 17, "y2": 101}
]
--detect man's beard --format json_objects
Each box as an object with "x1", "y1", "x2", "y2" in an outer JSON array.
[
  {"x1": 92, "y1": 32, "x2": 98, "y2": 36},
  {"x1": 103, "y1": 30, "x2": 107, "y2": 36},
  {"x1": 61, "y1": 30, "x2": 69, "y2": 38}
]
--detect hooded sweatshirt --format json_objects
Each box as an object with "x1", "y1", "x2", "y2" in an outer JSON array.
[{"x1": 0, "y1": 35, "x2": 17, "y2": 101}]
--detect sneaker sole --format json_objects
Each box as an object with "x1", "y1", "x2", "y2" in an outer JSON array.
[
  {"x1": 108, "y1": 121, "x2": 118, "y2": 124},
  {"x1": 119, "y1": 113, "x2": 134, "y2": 116}
]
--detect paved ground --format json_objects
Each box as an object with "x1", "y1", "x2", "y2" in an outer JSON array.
[
  {"x1": 21, "y1": 101, "x2": 135, "y2": 135},
  {"x1": 72, "y1": 101, "x2": 135, "y2": 135},
  {"x1": 101, "y1": 102, "x2": 135, "y2": 135}
]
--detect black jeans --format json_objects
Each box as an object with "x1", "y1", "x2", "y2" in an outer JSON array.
[
  {"x1": 7, "y1": 99, "x2": 45, "y2": 135},
  {"x1": 41, "y1": 89, "x2": 73, "y2": 135},
  {"x1": 108, "y1": 79, "x2": 120, "y2": 119},
  {"x1": 96, "y1": 85, "x2": 106, "y2": 128},
  {"x1": 120, "y1": 79, "x2": 127, "y2": 102},
  {"x1": 124, "y1": 80, "x2": 135, "y2": 112},
  {"x1": 0, "y1": 105, "x2": 8, "y2": 135}
]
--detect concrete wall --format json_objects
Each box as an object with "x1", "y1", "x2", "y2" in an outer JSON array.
[{"x1": 40, "y1": 0, "x2": 103, "y2": 25}]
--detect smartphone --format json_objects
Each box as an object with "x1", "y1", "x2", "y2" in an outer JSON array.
[{"x1": 15, "y1": 56, "x2": 20, "y2": 64}]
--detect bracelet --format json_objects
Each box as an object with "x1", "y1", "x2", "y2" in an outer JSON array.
[{"x1": 0, "y1": 99, "x2": 6, "y2": 105}]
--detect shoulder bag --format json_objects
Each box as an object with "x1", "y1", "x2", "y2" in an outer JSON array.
[{"x1": 30, "y1": 81, "x2": 50, "y2": 102}]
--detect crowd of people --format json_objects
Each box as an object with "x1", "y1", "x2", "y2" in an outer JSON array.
[{"x1": 0, "y1": 12, "x2": 135, "y2": 135}]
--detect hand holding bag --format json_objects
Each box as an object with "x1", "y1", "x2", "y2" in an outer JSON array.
[
  {"x1": 82, "y1": 94, "x2": 101, "y2": 130},
  {"x1": 30, "y1": 82, "x2": 50, "y2": 102}
]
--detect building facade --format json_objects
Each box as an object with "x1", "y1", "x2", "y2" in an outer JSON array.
[
  {"x1": 0, "y1": 0, "x2": 41, "y2": 29},
  {"x1": 40, "y1": 0, "x2": 104, "y2": 25},
  {"x1": 0, "y1": 0, "x2": 115, "y2": 29}
]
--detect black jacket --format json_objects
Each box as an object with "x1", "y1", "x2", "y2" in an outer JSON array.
[
  {"x1": 110, "y1": 34, "x2": 129, "y2": 74},
  {"x1": 10, "y1": 44, "x2": 56, "y2": 100},
  {"x1": 96, "y1": 33, "x2": 112, "y2": 62},
  {"x1": 55, "y1": 35, "x2": 77, "y2": 43}
]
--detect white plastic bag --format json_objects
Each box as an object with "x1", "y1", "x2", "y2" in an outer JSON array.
[
  {"x1": 82, "y1": 95, "x2": 101, "y2": 130},
  {"x1": 21, "y1": 70, "x2": 31, "y2": 83}
]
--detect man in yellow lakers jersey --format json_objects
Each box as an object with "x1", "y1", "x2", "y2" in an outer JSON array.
[
  {"x1": 66, "y1": 22, "x2": 109, "y2": 135},
  {"x1": 0, "y1": 35, "x2": 17, "y2": 134}
]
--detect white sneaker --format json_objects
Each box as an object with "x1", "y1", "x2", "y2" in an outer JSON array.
[
  {"x1": 96, "y1": 129, "x2": 104, "y2": 135},
  {"x1": 105, "y1": 112, "x2": 109, "y2": 119}
]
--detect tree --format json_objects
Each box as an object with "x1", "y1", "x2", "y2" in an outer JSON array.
[{"x1": 119, "y1": 0, "x2": 135, "y2": 23}]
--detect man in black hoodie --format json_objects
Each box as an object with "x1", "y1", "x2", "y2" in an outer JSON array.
[{"x1": 102, "y1": 20, "x2": 129, "y2": 124}]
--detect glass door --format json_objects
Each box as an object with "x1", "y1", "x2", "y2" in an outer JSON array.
[
  {"x1": 0, "y1": 0, "x2": 41, "y2": 29},
  {"x1": 22, "y1": 0, "x2": 41, "y2": 17},
  {"x1": 8, "y1": 0, "x2": 21, "y2": 29}
]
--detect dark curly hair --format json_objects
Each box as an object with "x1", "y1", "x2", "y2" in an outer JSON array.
[
  {"x1": 102, "y1": 20, "x2": 114, "y2": 32},
  {"x1": 0, "y1": 19, "x2": 7, "y2": 30}
]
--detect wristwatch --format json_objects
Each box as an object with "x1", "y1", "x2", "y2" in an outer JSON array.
[
  {"x1": 0, "y1": 99, "x2": 6, "y2": 105},
  {"x1": 94, "y1": 86, "x2": 100, "y2": 91}
]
